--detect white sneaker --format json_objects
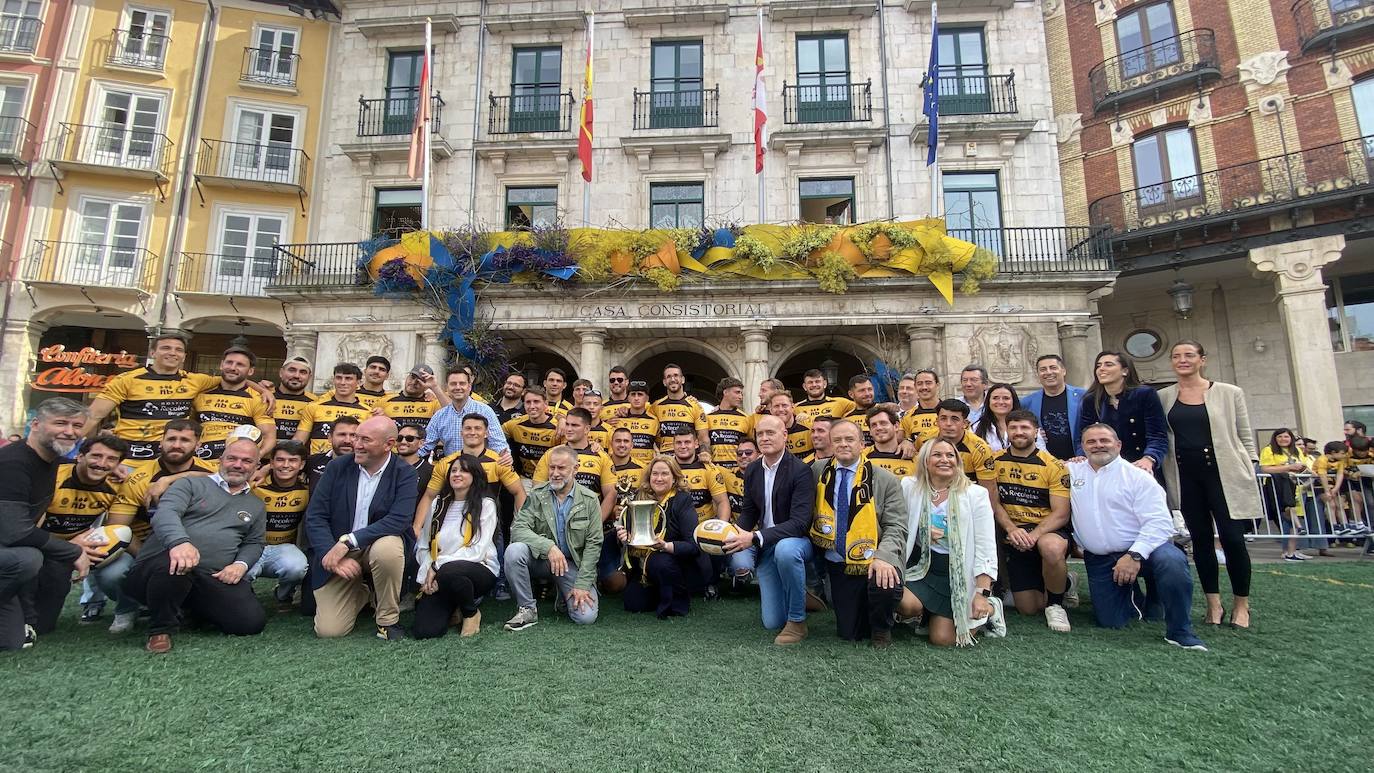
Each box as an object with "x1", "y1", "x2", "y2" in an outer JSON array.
[
  {"x1": 984, "y1": 596, "x2": 1007, "y2": 638},
  {"x1": 1064, "y1": 571, "x2": 1080, "y2": 609},
  {"x1": 1044, "y1": 604, "x2": 1071, "y2": 632},
  {"x1": 108, "y1": 612, "x2": 137, "y2": 634}
]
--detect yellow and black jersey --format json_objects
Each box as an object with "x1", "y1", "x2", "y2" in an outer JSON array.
[
  {"x1": 271, "y1": 390, "x2": 318, "y2": 441},
  {"x1": 319, "y1": 387, "x2": 394, "y2": 410},
  {"x1": 97, "y1": 369, "x2": 219, "y2": 450},
  {"x1": 534, "y1": 445, "x2": 613, "y2": 495},
  {"x1": 900, "y1": 406, "x2": 941, "y2": 443},
  {"x1": 296, "y1": 399, "x2": 372, "y2": 456},
  {"x1": 863, "y1": 448, "x2": 916, "y2": 478},
  {"x1": 611, "y1": 460, "x2": 647, "y2": 493},
  {"x1": 110, "y1": 458, "x2": 216, "y2": 543},
  {"x1": 785, "y1": 421, "x2": 814, "y2": 458},
  {"x1": 677, "y1": 460, "x2": 729, "y2": 523},
  {"x1": 1313, "y1": 454, "x2": 1346, "y2": 489},
  {"x1": 253, "y1": 479, "x2": 310, "y2": 545},
  {"x1": 599, "y1": 399, "x2": 629, "y2": 426},
  {"x1": 609, "y1": 411, "x2": 660, "y2": 465},
  {"x1": 845, "y1": 408, "x2": 874, "y2": 446},
  {"x1": 378, "y1": 393, "x2": 440, "y2": 433},
  {"x1": 39, "y1": 463, "x2": 119, "y2": 539},
  {"x1": 919, "y1": 430, "x2": 998, "y2": 482},
  {"x1": 1348, "y1": 452, "x2": 1373, "y2": 479},
  {"x1": 995, "y1": 449, "x2": 1069, "y2": 526},
  {"x1": 721, "y1": 465, "x2": 744, "y2": 521},
  {"x1": 706, "y1": 409, "x2": 753, "y2": 469},
  {"x1": 427, "y1": 447, "x2": 521, "y2": 497},
  {"x1": 795, "y1": 396, "x2": 857, "y2": 424},
  {"x1": 651, "y1": 396, "x2": 707, "y2": 452},
  {"x1": 193, "y1": 385, "x2": 271, "y2": 459},
  {"x1": 586, "y1": 423, "x2": 611, "y2": 452},
  {"x1": 502, "y1": 415, "x2": 560, "y2": 478}
]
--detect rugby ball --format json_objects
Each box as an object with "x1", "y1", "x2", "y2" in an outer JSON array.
[
  {"x1": 230, "y1": 424, "x2": 263, "y2": 443},
  {"x1": 694, "y1": 519, "x2": 740, "y2": 556},
  {"x1": 81, "y1": 524, "x2": 133, "y2": 563}
]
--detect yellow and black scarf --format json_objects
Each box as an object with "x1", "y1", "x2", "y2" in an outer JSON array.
[
  {"x1": 810, "y1": 460, "x2": 878, "y2": 575},
  {"x1": 428, "y1": 499, "x2": 475, "y2": 562}
]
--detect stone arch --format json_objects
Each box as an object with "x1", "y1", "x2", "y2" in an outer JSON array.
[
  {"x1": 621, "y1": 337, "x2": 739, "y2": 379},
  {"x1": 770, "y1": 334, "x2": 887, "y2": 380},
  {"x1": 507, "y1": 341, "x2": 580, "y2": 391},
  {"x1": 179, "y1": 312, "x2": 286, "y2": 336},
  {"x1": 621, "y1": 337, "x2": 739, "y2": 403}
]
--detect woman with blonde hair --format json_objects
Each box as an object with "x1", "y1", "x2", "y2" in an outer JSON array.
[
  {"x1": 898, "y1": 438, "x2": 1002, "y2": 646},
  {"x1": 613, "y1": 455, "x2": 700, "y2": 618}
]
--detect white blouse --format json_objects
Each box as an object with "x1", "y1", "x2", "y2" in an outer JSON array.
[{"x1": 415, "y1": 498, "x2": 500, "y2": 582}]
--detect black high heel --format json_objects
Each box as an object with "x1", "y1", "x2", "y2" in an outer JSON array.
[{"x1": 1228, "y1": 609, "x2": 1251, "y2": 630}]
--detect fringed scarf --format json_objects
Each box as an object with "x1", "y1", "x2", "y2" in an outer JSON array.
[
  {"x1": 906, "y1": 486, "x2": 976, "y2": 647},
  {"x1": 810, "y1": 460, "x2": 879, "y2": 575}
]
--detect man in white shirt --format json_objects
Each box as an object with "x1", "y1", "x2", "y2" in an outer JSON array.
[{"x1": 1069, "y1": 424, "x2": 1206, "y2": 651}]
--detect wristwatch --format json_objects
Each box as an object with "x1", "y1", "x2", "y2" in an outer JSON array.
[
  {"x1": 977, "y1": 588, "x2": 992, "y2": 598},
  {"x1": 1127, "y1": 551, "x2": 1144, "y2": 562},
  {"x1": 338, "y1": 534, "x2": 356, "y2": 550}
]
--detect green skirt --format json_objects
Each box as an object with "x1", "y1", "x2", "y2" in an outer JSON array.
[{"x1": 906, "y1": 550, "x2": 953, "y2": 619}]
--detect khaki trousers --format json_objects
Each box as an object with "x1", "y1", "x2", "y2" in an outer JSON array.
[{"x1": 313, "y1": 535, "x2": 406, "y2": 638}]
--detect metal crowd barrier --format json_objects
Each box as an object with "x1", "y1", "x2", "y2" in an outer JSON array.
[{"x1": 1249, "y1": 471, "x2": 1373, "y2": 551}]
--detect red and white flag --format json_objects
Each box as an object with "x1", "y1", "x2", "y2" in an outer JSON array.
[
  {"x1": 753, "y1": 10, "x2": 767, "y2": 175},
  {"x1": 577, "y1": 13, "x2": 594, "y2": 183},
  {"x1": 406, "y1": 36, "x2": 430, "y2": 181}
]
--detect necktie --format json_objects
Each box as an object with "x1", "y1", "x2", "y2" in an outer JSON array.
[{"x1": 834, "y1": 466, "x2": 852, "y2": 556}]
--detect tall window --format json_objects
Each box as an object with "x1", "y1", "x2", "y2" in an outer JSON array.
[
  {"x1": 938, "y1": 28, "x2": 989, "y2": 115},
  {"x1": 796, "y1": 34, "x2": 850, "y2": 123},
  {"x1": 93, "y1": 88, "x2": 163, "y2": 168},
  {"x1": 649, "y1": 41, "x2": 704, "y2": 129},
  {"x1": 1114, "y1": 2, "x2": 1178, "y2": 78},
  {"x1": 0, "y1": 81, "x2": 25, "y2": 156},
  {"x1": 215, "y1": 211, "x2": 285, "y2": 292},
  {"x1": 1327, "y1": 272, "x2": 1374, "y2": 353},
  {"x1": 1131, "y1": 126, "x2": 1200, "y2": 209},
  {"x1": 248, "y1": 26, "x2": 298, "y2": 86},
  {"x1": 373, "y1": 187, "x2": 421, "y2": 237},
  {"x1": 0, "y1": 0, "x2": 43, "y2": 53},
  {"x1": 1353, "y1": 78, "x2": 1374, "y2": 156},
  {"x1": 798, "y1": 177, "x2": 854, "y2": 224},
  {"x1": 117, "y1": 8, "x2": 170, "y2": 69},
  {"x1": 506, "y1": 186, "x2": 557, "y2": 230},
  {"x1": 73, "y1": 196, "x2": 146, "y2": 284},
  {"x1": 511, "y1": 47, "x2": 562, "y2": 132},
  {"x1": 384, "y1": 50, "x2": 426, "y2": 134},
  {"x1": 230, "y1": 106, "x2": 297, "y2": 182},
  {"x1": 943, "y1": 172, "x2": 1002, "y2": 255},
  {"x1": 650, "y1": 182, "x2": 704, "y2": 228}
]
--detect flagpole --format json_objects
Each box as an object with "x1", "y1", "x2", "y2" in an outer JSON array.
[
  {"x1": 928, "y1": 1, "x2": 938, "y2": 217},
  {"x1": 422, "y1": 18, "x2": 433, "y2": 230},
  {"x1": 582, "y1": 10, "x2": 594, "y2": 226},
  {"x1": 756, "y1": 7, "x2": 766, "y2": 224}
]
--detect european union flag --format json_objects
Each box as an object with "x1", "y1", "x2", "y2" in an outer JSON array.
[{"x1": 920, "y1": 4, "x2": 939, "y2": 166}]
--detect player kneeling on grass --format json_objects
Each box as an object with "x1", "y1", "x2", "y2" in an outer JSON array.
[
  {"x1": 122, "y1": 439, "x2": 267, "y2": 654},
  {"x1": 503, "y1": 445, "x2": 602, "y2": 630},
  {"x1": 1069, "y1": 424, "x2": 1207, "y2": 652}
]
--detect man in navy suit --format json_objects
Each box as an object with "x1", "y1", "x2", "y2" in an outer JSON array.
[
  {"x1": 1020, "y1": 354, "x2": 1087, "y2": 460},
  {"x1": 305, "y1": 416, "x2": 417, "y2": 641},
  {"x1": 722, "y1": 415, "x2": 817, "y2": 645}
]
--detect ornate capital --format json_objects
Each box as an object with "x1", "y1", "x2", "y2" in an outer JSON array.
[
  {"x1": 1249, "y1": 235, "x2": 1344, "y2": 289},
  {"x1": 1239, "y1": 50, "x2": 1291, "y2": 89}
]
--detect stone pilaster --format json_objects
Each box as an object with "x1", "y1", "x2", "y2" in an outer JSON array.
[
  {"x1": 577, "y1": 327, "x2": 607, "y2": 389},
  {"x1": 1057, "y1": 321, "x2": 1094, "y2": 388},
  {"x1": 905, "y1": 323, "x2": 943, "y2": 373},
  {"x1": 741, "y1": 325, "x2": 772, "y2": 411},
  {"x1": 0, "y1": 319, "x2": 48, "y2": 430},
  {"x1": 284, "y1": 328, "x2": 319, "y2": 365}
]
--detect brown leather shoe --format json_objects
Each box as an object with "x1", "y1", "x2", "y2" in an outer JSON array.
[
  {"x1": 145, "y1": 634, "x2": 172, "y2": 654},
  {"x1": 460, "y1": 610, "x2": 481, "y2": 637},
  {"x1": 773, "y1": 621, "x2": 808, "y2": 646},
  {"x1": 805, "y1": 590, "x2": 827, "y2": 612},
  {"x1": 871, "y1": 630, "x2": 893, "y2": 649}
]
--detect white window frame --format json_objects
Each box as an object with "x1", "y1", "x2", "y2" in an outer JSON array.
[
  {"x1": 0, "y1": 76, "x2": 30, "y2": 157},
  {"x1": 0, "y1": 0, "x2": 44, "y2": 53},
  {"x1": 209, "y1": 203, "x2": 292, "y2": 293},
  {"x1": 84, "y1": 80, "x2": 169, "y2": 169},
  {"x1": 117, "y1": 5, "x2": 172, "y2": 69},
  {"x1": 222, "y1": 99, "x2": 303, "y2": 183},
  {"x1": 61, "y1": 191, "x2": 152, "y2": 287},
  {"x1": 246, "y1": 23, "x2": 300, "y2": 86}
]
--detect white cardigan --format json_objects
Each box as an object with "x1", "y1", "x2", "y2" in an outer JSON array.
[
  {"x1": 900, "y1": 479, "x2": 998, "y2": 590},
  {"x1": 415, "y1": 498, "x2": 500, "y2": 582}
]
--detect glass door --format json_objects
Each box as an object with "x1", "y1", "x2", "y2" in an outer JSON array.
[
  {"x1": 73, "y1": 199, "x2": 144, "y2": 287},
  {"x1": 0, "y1": 82, "x2": 24, "y2": 157},
  {"x1": 649, "y1": 41, "x2": 703, "y2": 129},
  {"x1": 215, "y1": 212, "x2": 284, "y2": 294},
  {"x1": 252, "y1": 27, "x2": 298, "y2": 86},
  {"x1": 384, "y1": 50, "x2": 424, "y2": 135},
  {"x1": 231, "y1": 108, "x2": 296, "y2": 183},
  {"x1": 93, "y1": 90, "x2": 161, "y2": 169},
  {"x1": 121, "y1": 9, "x2": 170, "y2": 68},
  {"x1": 1115, "y1": 3, "x2": 1179, "y2": 79},
  {"x1": 511, "y1": 47, "x2": 562, "y2": 132},
  {"x1": 796, "y1": 35, "x2": 850, "y2": 123},
  {"x1": 937, "y1": 29, "x2": 990, "y2": 115},
  {"x1": 0, "y1": 0, "x2": 41, "y2": 52}
]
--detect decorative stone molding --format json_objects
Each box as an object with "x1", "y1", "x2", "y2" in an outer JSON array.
[
  {"x1": 1042, "y1": 0, "x2": 1063, "y2": 18},
  {"x1": 619, "y1": 134, "x2": 731, "y2": 174},
  {"x1": 1095, "y1": 0, "x2": 1117, "y2": 26},
  {"x1": 1188, "y1": 94, "x2": 1212, "y2": 123},
  {"x1": 1248, "y1": 234, "x2": 1345, "y2": 288},
  {"x1": 969, "y1": 322, "x2": 1038, "y2": 385},
  {"x1": 1324, "y1": 58, "x2": 1354, "y2": 90},
  {"x1": 1055, "y1": 113, "x2": 1082, "y2": 146},
  {"x1": 622, "y1": 4, "x2": 729, "y2": 27},
  {"x1": 1238, "y1": 51, "x2": 1291, "y2": 89},
  {"x1": 338, "y1": 332, "x2": 394, "y2": 366}
]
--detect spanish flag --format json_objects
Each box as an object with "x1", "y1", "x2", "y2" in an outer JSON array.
[{"x1": 577, "y1": 12, "x2": 594, "y2": 183}]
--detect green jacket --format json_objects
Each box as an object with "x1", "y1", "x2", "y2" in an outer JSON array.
[{"x1": 511, "y1": 481, "x2": 604, "y2": 592}]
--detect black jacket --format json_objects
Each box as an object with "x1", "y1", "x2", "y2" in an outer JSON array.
[{"x1": 737, "y1": 451, "x2": 816, "y2": 547}]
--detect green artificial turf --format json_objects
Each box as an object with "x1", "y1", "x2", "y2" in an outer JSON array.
[{"x1": 3, "y1": 562, "x2": 1372, "y2": 772}]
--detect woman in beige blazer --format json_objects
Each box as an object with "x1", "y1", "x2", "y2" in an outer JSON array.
[{"x1": 1159, "y1": 340, "x2": 1262, "y2": 629}]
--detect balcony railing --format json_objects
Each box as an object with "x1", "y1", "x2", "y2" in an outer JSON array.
[
  {"x1": 632, "y1": 86, "x2": 720, "y2": 129},
  {"x1": 196, "y1": 138, "x2": 308, "y2": 188},
  {"x1": 0, "y1": 115, "x2": 34, "y2": 161},
  {"x1": 106, "y1": 28, "x2": 169, "y2": 70},
  {"x1": 948, "y1": 226, "x2": 1114, "y2": 273},
  {"x1": 24, "y1": 240, "x2": 158, "y2": 292},
  {"x1": 357, "y1": 92, "x2": 444, "y2": 137},
  {"x1": 1294, "y1": 0, "x2": 1374, "y2": 52},
  {"x1": 1088, "y1": 29, "x2": 1220, "y2": 113},
  {"x1": 177, "y1": 251, "x2": 276, "y2": 296},
  {"x1": 487, "y1": 91, "x2": 575, "y2": 135},
  {"x1": 50, "y1": 122, "x2": 174, "y2": 178},
  {"x1": 240, "y1": 46, "x2": 300, "y2": 88},
  {"x1": 1089, "y1": 134, "x2": 1374, "y2": 234},
  {"x1": 267, "y1": 242, "x2": 369, "y2": 291},
  {"x1": 0, "y1": 14, "x2": 42, "y2": 54},
  {"x1": 782, "y1": 80, "x2": 872, "y2": 124},
  {"x1": 935, "y1": 69, "x2": 1018, "y2": 116}
]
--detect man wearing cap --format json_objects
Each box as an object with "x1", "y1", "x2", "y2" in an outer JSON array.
[
  {"x1": 376, "y1": 364, "x2": 449, "y2": 437},
  {"x1": 421, "y1": 369, "x2": 508, "y2": 461},
  {"x1": 270, "y1": 357, "x2": 318, "y2": 442}
]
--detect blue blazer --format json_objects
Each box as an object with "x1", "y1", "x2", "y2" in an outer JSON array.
[
  {"x1": 1075, "y1": 385, "x2": 1169, "y2": 468},
  {"x1": 303, "y1": 453, "x2": 418, "y2": 590},
  {"x1": 1020, "y1": 385, "x2": 1087, "y2": 457},
  {"x1": 737, "y1": 451, "x2": 816, "y2": 546}
]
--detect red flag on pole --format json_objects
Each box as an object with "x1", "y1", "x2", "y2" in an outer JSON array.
[
  {"x1": 406, "y1": 45, "x2": 430, "y2": 181},
  {"x1": 753, "y1": 12, "x2": 767, "y2": 175},
  {"x1": 577, "y1": 14, "x2": 594, "y2": 183}
]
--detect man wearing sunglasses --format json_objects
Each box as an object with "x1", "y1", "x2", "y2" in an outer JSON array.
[{"x1": 394, "y1": 428, "x2": 432, "y2": 500}]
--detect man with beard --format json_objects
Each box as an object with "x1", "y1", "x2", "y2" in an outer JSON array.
[
  {"x1": 493, "y1": 372, "x2": 528, "y2": 426},
  {"x1": 376, "y1": 364, "x2": 448, "y2": 436},
  {"x1": 306, "y1": 416, "x2": 359, "y2": 489},
  {"x1": 599, "y1": 366, "x2": 630, "y2": 424},
  {"x1": 270, "y1": 357, "x2": 318, "y2": 442},
  {"x1": 357, "y1": 356, "x2": 395, "y2": 409},
  {"x1": 809, "y1": 417, "x2": 835, "y2": 464},
  {"x1": 795, "y1": 369, "x2": 856, "y2": 424},
  {"x1": 863, "y1": 404, "x2": 915, "y2": 478},
  {"x1": 900, "y1": 370, "x2": 943, "y2": 444},
  {"x1": 609, "y1": 381, "x2": 660, "y2": 465},
  {"x1": 192, "y1": 346, "x2": 276, "y2": 464},
  {"x1": 843, "y1": 375, "x2": 877, "y2": 447},
  {"x1": 651, "y1": 363, "x2": 710, "y2": 454},
  {"x1": 767, "y1": 391, "x2": 813, "y2": 460},
  {"x1": 0, "y1": 398, "x2": 94, "y2": 650},
  {"x1": 86, "y1": 333, "x2": 219, "y2": 459},
  {"x1": 394, "y1": 427, "x2": 432, "y2": 499}
]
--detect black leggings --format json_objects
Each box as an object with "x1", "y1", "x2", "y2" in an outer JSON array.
[
  {"x1": 412, "y1": 561, "x2": 496, "y2": 639},
  {"x1": 1177, "y1": 452, "x2": 1251, "y2": 597}
]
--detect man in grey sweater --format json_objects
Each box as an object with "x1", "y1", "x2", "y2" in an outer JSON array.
[{"x1": 124, "y1": 438, "x2": 267, "y2": 653}]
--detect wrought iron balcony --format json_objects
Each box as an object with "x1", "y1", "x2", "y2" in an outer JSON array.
[
  {"x1": 267, "y1": 242, "x2": 370, "y2": 291},
  {"x1": 948, "y1": 226, "x2": 1114, "y2": 273},
  {"x1": 176, "y1": 251, "x2": 277, "y2": 296},
  {"x1": 1294, "y1": 0, "x2": 1374, "y2": 53},
  {"x1": 240, "y1": 46, "x2": 300, "y2": 88},
  {"x1": 24, "y1": 240, "x2": 158, "y2": 292},
  {"x1": 196, "y1": 138, "x2": 308, "y2": 190},
  {"x1": 48, "y1": 122, "x2": 174, "y2": 180},
  {"x1": 1088, "y1": 134, "x2": 1374, "y2": 235},
  {"x1": 782, "y1": 80, "x2": 873, "y2": 124},
  {"x1": 486, "y1": 91, "x2": 575, "y2": 135},
  {"x1": 935, "y1": 68, "x2": 1017, "y2": 116},
  {"x1": 357, "y1": 92, "x2": 444, "y2": 137},
  {"x1": 0, "y1": 115, "x2": 34, "y2": 164},
  {"x1": 0, "y1": 14, "x2": 42, "y2": 54},
  {"x1": 106, "y1": 28, "x2": 169, "y2": 70},
  {"x1": 632, "y1": 86, "x2": 720, "y2": 129},
  {"x1": 1088, "y1": 29, "x2": 1220, "y2": 113}
]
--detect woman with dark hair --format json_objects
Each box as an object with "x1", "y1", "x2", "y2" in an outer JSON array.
[
  {"x1": 411, "y1": 454, "x2": 499, "y2": 639},
  {"x1": 1076, "y1": 351, "x2": 1168, "y2": 480},
  {"x1": 1159, "y1": 340, "x2": 1261, "y2": 629},
  {"x1": 614, "y1": 455, "x2": 701, "y2": 618},
  {"x1": 1260, "y1": 428, "x2": 1316, "y2": 562},
  {"x1": 973, "y1": 383, "x2": 1043, "y2": 453}
]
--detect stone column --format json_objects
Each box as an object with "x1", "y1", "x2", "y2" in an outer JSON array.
[
  {"x1": 741, "y1": 325, "x2": 772, "y2": 409},
  {"x1": 577, "y1": 327, "x2": 607, "y2": 388},
  {"x1": 283, "y1": 328, "x2": 319, "y2": 365},
  {"x1": 422, "y1": 332, "x2": 450, "y2": 378},
  {"x1": 1056, "y1": 321, "x2": 1094, "y2": 387},
  {"x1": 1249, "y1": 234, "x2": 1345, "y2": 440},
  {"x1": 0, "y1": 319, "x2": 48, "y2": 430},
  {"x1": 905, "y1": 323, "x2": 943, "y2": 372}
]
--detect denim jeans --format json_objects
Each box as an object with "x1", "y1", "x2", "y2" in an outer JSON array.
[
  {"x1": 247, "y1": 544, "x2": 309, "y2": 602},
  {"x1": 756, "y1": 537, "x2": 813, "y2": 630},
  {"x1": 503, "y1": 542, "x2": 598, "y2": 624},
  {"x1": 94, "y1": 552, "x2": 139, "y2": 615},
  {"x1": 79, "y1": 576, "x2": 106, "y2": 606},
  {"x1": 1082, "y1": 542, "x2": 1196, "y2": 642}
]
